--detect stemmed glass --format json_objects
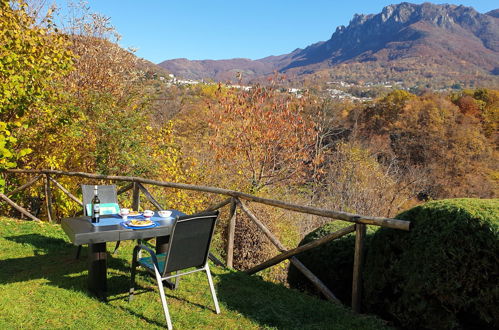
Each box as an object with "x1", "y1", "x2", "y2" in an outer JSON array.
[
  {"x1": 120, "y1": 208, "x2": 130, "y2": 221},
  {"x1": 143, "y1": 210, "x2": 154, "y2": 222}
]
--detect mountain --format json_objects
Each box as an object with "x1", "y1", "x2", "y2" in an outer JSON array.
[
  {"x1": 158, "y1": 2, "x2": 499, "y2": 88},
  {"x1": 156, "y1": 58, "x2": 273, "y2": 82},
  {"x1": 136, "y1": 57, "x2": 171, "y2": 78}
]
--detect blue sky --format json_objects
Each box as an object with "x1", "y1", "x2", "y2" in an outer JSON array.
[{"x1": 54, "y1": 1, "x2": 498, "y2": 64}]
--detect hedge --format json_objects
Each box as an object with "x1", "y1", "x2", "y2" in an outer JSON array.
[
  {"x1": 364, "y1": 198, "x2": 499, "y2": 329},
  {"x1": 288, "y1": 198, "x2": 498, "y2": 329}
]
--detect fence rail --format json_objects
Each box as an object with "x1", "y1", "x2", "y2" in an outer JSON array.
[{"x1": 1, "y1": 168, "x2": 411, "y2": 313}]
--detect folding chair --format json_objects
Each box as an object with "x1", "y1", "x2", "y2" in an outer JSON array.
[{"x1": 129, "y1": 211, "x2": 220, "y2": 329}]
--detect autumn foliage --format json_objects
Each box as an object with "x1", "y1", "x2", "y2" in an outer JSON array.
[
  {"x1": 1, "y1": 0, "x2": 497, "y2": 280},
  {"x1": 353, "y1": 90, "x2": 497, "y2": 199},
  {"x1": 207, "y1": 84, "x2": 316, "y2": 193},
  {"x1": 0, "y1": 0, "x2": 72, "y2": 180},
  {"x1": 1, "y1": 1, "x2": 200, "y2": 218}
]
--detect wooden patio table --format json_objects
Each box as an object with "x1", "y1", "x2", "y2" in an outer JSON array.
[{"x1": 61, "y1": 210, "x2": 185, "y2": 299}]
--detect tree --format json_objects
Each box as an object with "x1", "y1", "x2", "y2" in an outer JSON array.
[
  {"x1": 354, "y1": 90, "x2": 496, "y2": 198},
  {"x1": 8, "y1": 2, "x2": 198, "y2": 219},
  {"x1": 17, "y1": 2, "x2": 161, "y2": 178},
  {"x1": 471, "y1": 89, "x2": 499, "y2": 142},
  {"x1": 207, "y1": 84, "x2": 316, "y2": 193},
  {"x1": 0, "y1": 0, "x2": 73, "y2": 189}
]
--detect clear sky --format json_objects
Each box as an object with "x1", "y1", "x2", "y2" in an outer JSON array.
[{"x1": 54, "y1": 1, "x2": 498, "y2": 64}]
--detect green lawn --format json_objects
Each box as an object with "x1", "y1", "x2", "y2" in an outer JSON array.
[{"x1": 0, "y1": 217, "x2": 389, "y2": 329}]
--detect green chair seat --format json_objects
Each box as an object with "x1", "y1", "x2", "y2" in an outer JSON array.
[
  {"x1": 139, "y1": 253, "x2": 167, "y2": 272},
  {"x1": 129, "y1": 211, "x2": 221, "y2": 330}
]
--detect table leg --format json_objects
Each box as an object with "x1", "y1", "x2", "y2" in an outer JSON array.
[
  {"x1": 155, "y1": 235, "x2": 169, "y2": 254},
  {"x1": 88, "y1": 242, "x2": 107, "y2": 300}
]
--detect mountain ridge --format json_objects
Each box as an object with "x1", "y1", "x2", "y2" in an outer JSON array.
[{"x1": 158, "y1": 2, "x2": 499, "y2": 88}]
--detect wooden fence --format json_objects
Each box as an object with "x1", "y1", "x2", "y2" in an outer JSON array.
[{"x1": 1, "y1": 168, "x2": 411, "y2": 313}]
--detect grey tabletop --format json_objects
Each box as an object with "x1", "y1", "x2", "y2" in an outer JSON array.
[{"x1": 61, "y1": 210, "x2": 185, "y2": 245}]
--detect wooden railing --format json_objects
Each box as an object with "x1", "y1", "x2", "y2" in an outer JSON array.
[{"x1": 1, "y1": 169, "x2": 411, "y2": 313}]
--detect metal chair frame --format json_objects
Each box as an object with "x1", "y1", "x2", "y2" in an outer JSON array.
[{"x1": 129, "y1": 211, "x2": 220, "y2": 330}]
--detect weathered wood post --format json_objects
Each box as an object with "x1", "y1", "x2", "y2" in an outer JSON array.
[
  {"x1": 226, "y1": 198, "x2": 237, "y2": 268},
  {"x1": 49, "y1": 176, "x2": 82, "y2": 206},
  {"x1": 0, "y1": 193, "x2": 41, "y2": 221},
  {"x1": 6, "y1": 174, "x2": 42, "y2": 197},
  {"x1": 137, "y1": 183, "x2": 163, "y2": 210},
  {"x1": 44, "y1": 174, "x2": 53, "y2": 222},
  {"x1": 132, "y1": 182, "x2": 140, "y2": 211},
  {"x1": 352, "y1": 223, "x2": 366, "y2": 313}
]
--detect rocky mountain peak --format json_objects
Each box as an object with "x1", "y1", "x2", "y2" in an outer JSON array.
[
  {"x1": 159, "y1": 2, "x2": 499, "y2": 87},
  {"x1": 349, "y1": 13, "x2": 371, "y2": 26},
  {"x1": 380, "y1": 2, "x2": 415, "y2": 23}
]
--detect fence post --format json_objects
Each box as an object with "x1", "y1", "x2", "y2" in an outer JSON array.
[
  {"x1": 226, "y1": 197, "x2": 237, "y2": 268},
  {"x1": 352, "y1": 223, "x2": 366, "y2": 313},
  {"x1": 132, "y1": 182, "x2": 140, "y2": 211},
  {"x1": 49, "y1": 176, "x2": 82, "y2": 206},
  {"x1": 0, "y1": 193, "x2": 41, "y2": 221},
  {"x1": 44, "y1": 174, "x2": 53, "y2": 223}
]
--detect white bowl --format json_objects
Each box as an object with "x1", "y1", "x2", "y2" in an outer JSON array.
[
  {"x1": 143, "y1": 210, "x2": 155, "y2": 217},
  {"x1": 158, "y1": 210, "x2": 172, "y2": 218}
]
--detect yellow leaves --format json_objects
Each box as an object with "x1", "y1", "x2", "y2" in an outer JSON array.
[{"x1": 18, "y1": 148, "x2": 31, "y2": 157}]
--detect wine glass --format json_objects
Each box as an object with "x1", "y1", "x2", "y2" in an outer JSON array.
[
  {"x1": 143, "y1": 210, "x2": 154, "y2": 221},
  {"x1": 120, "y1": 208, "x2": 130, "y2": 221}
]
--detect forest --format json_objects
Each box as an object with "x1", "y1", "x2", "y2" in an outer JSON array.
[{"x1": 1, "y1": 1, "x2": 498, "y2": 274}]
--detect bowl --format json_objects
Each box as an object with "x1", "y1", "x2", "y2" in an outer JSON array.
[
  {"x1": 158, "y1": 210, "x2": 172, "y2": 218},
  {"x1": 143, "y1": 210, "x2": 155, "y2": 218}
]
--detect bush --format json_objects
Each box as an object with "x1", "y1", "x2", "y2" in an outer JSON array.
[
  {"x1": 287, "y1": 220, "x2": 378, "y2": 304},
  {"x1": 364, "y1": 198, "x2": 499, "y2": 329}
]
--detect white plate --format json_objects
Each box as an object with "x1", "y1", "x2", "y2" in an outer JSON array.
[
  {"x1": 120, "y1": 212, "x2": 142, "y2": 217},
  {"x1": 126, "y1": 220, "x2": 153, "y2": 227}
]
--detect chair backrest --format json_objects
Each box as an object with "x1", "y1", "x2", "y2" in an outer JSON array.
[
  {"x1": 163, "y1": 210, "x2": 219, "y2": 275},
  {"x1": 81, "y1": 184, "x2": 119, "y2": 216}
]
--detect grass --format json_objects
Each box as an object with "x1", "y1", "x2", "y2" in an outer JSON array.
[{"x1": 0, "y1": 217, "x2": 389, "y2": 329}]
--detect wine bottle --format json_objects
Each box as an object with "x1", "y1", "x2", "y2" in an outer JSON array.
[{"x1": 91, "y1": 185, "x2": 100, "y2": 223}]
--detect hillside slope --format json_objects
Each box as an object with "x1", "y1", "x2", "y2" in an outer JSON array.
[
  {"x1": 159, "y1": 2, "x2": 499, "y2": 87},
  {"x1": 0, "y1": 217, "x2": 388, "y2": 329}
]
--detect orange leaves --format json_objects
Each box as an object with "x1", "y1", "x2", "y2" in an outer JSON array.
[
  {"x1": 455, "y1": 95, "x2": 481, "y2": 117},
  {"x1": 207, "y1": 85, "x2": 316, "y2": 192},
  {"x1": 354, "y1": 89, "x2": 497, "y2": 199}
]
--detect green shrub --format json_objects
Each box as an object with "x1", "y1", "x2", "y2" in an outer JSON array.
[
  {"x1": 364, "y1": 198, "x2": 499, "y2": 329},
  {"x1": 287, "y1": 221, "x2": 378, "y2": 304}
]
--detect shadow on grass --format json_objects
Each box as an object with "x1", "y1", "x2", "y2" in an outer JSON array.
[
  {"x1": 1, "y1": 234, "x2": 385, "y2": 329},
  {"x1": 215, "y1": 271, "x2": 383, "y2": 330},
  {"x1": 1, "y1": 234, "x2": 131, "y2": 298}
]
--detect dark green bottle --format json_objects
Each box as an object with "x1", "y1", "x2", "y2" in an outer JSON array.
[{"x1": 91, "y1": 185, "x2": 100, "y2": 223}]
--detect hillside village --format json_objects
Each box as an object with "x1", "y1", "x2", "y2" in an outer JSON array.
[{"x1": 156, "y1": 73, "x2": 406, "y2": 101}]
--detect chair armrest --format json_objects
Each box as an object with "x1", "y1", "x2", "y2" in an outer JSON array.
[{"x1": 133, "y1": 244, "x2": 160, "y2": 270}]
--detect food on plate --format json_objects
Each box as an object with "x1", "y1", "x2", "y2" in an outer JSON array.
[
  {"x1": 130, "y1": 219, "x2": 152, "y2": 226},
  {"x1": 128, "y1": 211, "x2": 141, "y2": 216}
]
